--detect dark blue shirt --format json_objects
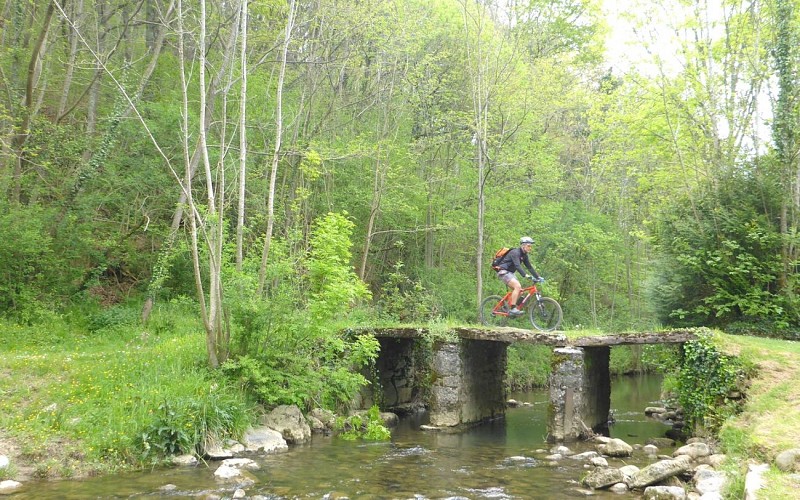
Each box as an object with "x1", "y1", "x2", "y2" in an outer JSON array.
[{"x1": 497, "y1": 247, "x2": 539, "y2": 278}]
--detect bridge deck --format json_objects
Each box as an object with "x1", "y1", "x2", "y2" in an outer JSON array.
[{"x1": 362, "y1": 326, "x2": 698, "y2": 347}]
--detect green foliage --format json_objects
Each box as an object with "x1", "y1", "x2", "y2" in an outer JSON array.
[
  {"x1": 676, "y1": 331, "x2": 752, "y2": 433},
  {"x1": 307, "y1": 212, "x2": 372, "y2": 321},
  {"x1": 506, "y1": 344, "x2": 553, "y2": 390},
  {"x1": 223, "y1": 213, "x2": 379, "y2": 412},
  {"x1": 640, "y1": 344, "x2": 682, "y2": 373},
  {"x1": 651, "y1": 171, "x2": 789, "y2": 329},
  {"x1": 0, "y1": 204, "x2": 60, "y2": 322},
  {"x1": 725, "y1": 318, "x2": 800, "y2": 341},
  {"x1": 135, "y1": 393, "x2": 251, "y2": 461},
  {"x1": 609, "y1": 344, "x2": 680, "y2": 375},
  {"x1": 336, "y1": 405, "x2": 391, "y2": 441},
  {"x1": 377, "y1": 262, "x2": 440, "y2": 322},
  {"x1": 86, "y1": 305, "x2": 140, "y2": 333},
  {"x1": 419, "y1": 267, "x2": 478, "y2": 323}
]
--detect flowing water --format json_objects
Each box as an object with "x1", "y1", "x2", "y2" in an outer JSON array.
[{"x1": 12, "y1": 374, "x2": 674, "y2": 499}]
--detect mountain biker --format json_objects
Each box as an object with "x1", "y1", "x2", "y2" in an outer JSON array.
[{"x1": 494, "y1": 236, "x2": 542, "y2": 316}]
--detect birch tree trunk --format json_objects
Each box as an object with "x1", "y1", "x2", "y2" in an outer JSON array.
[
  {"x1": 177, "y1": 0, "x2": 209, "y2": 343},
  {"x1": 198, "y1": 0, "x2": 226, "y2": 368},
  {"x1": 462, "y1": 1, "x2": 489, "y2": 310},
  {"x1": 258, "y1": 0, "x2": 297, "y2": 295},
  {"x1": 236, "y1": 0, "x2": 248, "y2": 271},
  {"x1": 176, "y1": 0, "x2": 229, "y2": 368}
]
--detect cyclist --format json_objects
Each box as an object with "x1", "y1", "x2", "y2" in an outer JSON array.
[{"x1": 494, "y1": 236, "x2": 542, "y2": 316}]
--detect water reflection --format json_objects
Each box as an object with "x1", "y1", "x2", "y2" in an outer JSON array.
[{"x1": 12, "y1": 374, "x2": 674, "y2": 499}]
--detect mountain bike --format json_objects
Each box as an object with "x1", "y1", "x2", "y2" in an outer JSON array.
[{"x1": 480, "y1": 277, "x2": 563, "y2": 332}]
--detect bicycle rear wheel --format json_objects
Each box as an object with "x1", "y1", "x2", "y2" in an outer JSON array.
[
  {"x1": 480, "y1": 295, "x2": 509, "y2": 327},
  {"x1": 529, "y1": 296, "x2": 562, "y2": 331}
]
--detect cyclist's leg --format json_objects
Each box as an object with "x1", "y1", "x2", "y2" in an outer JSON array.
[{"x1": 500, "y1": 272, "x2": 523, "y2": 314}]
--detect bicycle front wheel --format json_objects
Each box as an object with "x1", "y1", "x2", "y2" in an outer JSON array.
[
  {"x1": 480, "y1": 295, "x2": 509, "y2": 327},
  {"x1": 529, "y1": 297, "x2": 562, "y2": 331}
]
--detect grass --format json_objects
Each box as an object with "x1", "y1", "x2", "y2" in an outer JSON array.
[
  {"x1": 715, "y1": 333, "x2": 800, "y2": 498},
  {"x1": 0, "y1": 301, "x2": 253, "y2": 479}
]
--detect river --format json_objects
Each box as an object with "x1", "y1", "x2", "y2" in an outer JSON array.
[{"x1": 12, "y1": 374, "x2": 674, "y2": 499}]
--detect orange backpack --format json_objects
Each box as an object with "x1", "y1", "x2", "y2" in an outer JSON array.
[{"x1": 491, "y1": 247, "x2": 510, "y2": 270}]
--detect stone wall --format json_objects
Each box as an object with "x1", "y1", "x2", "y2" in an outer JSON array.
[
  {"x1": 547, "y1": 346, "x2": 611, "y2": 441},
  {"x1": 429, "y1": 340, "x2": 507, "y2": 427},
  {"x1": 361, "y1": 337, "x2": 418, "y2": 410}
]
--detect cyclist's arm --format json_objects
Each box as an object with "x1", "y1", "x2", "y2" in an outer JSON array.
[{"x1": 522, "y1": 254, "x2": 541, "y2": 280}]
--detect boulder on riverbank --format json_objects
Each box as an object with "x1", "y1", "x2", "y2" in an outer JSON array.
[
  {"x1": 308, "y1": 408, "x2": 336, "y2": 434},
  {"x1": 597, "y1": 438, "x2": 633, "y2": 457},
  {"x1": 260, "y1": 405, "x2": 312, "y2": 444},
  {"x1": 631, "y1": 455, "x2": 693, "y2": 488},
  {"x1": 642, "y1": 485, "x2": 686, "y2": 499},
  {"x1": 0, "y1": 480, "x2": 22, "y2": 494},
  {"x1": 577, "y1": 436, "x2": 727, "y2": 498},
  {"x1": 582, "y1": 468, "x2": 625, "y2": 489},
  {"x1": 775, "y1": 448, "x2": 800, "y2": 472},
  {"x1": 241, "y1": 426, "x2": 289, "y2": 453}
]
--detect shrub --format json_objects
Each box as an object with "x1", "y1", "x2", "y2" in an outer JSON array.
[
  {"x1": 223, "y1": 212, "x2": 379, "y2": 412},
  {"x1": 86, "y1": 305, "x2": 139, "y2": 333},
  {"x1": 377, "y1": 262, "x2": 440, "y2": 322},
  {"x1": 0, "y1": 205, "x2": 59, "y2": 322},
  {"x1": 506, "y1": 344, "x2": 552, "y2": 390},
  {"x1": 677, "y1": 331, "x2": 752, "y2": 433},
  {"x1": 336, "y1": 405, "x2": 391, "y2": 441},
  {"x1": 135, "y1": 392, "x2": 251, "y2": 461}
]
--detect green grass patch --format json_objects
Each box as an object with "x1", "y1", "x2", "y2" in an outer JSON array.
[
  {"x1": 716, "y1": 332, "x2": 800, "y2": 499},
  {"x1": 0, "y1": 302, "x2": 253, "y2": 478},
  {"x1": 760, "y1": 467, "x2": 800, "y2": 499}
]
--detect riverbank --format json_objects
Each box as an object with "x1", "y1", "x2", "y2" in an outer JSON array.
[
  {"x1": 716, "y1": 334, "x2": 800, "y2": 497},
  {"x1": 1, "y1": 318, "x2": 799, "y2": 497},
  {"x1": 0, "y1": 307, "x2": 253, "y2": 482}
]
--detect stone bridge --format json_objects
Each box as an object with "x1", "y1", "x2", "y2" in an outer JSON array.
[{"x1": 357, "y1": 327, "x2": 697, "y2": 442}]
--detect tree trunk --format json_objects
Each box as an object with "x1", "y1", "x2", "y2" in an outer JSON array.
[
  {"x1": 359, "y1": 158, "x2": 385, "y2": 281},
  {"x1": 57, "y1": 0, "x2": 83, "y2": 119},
  {"x1": 773, "y1": 0, "x2": 799, "y2": 299},
  {"x1": 236, "y1": 0, "x2": 248, "y2": 271},
  {"x1": 10, "y1": 0, "x2": 56, "y2": 204},
  {"x1": 258, "y1": 0, "x2": 297, "y2": 295},
  {"x1": 462, "y1": 1, "x2": 489, "y2": 309}
]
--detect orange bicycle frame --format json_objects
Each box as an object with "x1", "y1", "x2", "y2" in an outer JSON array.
[{"x1": 491, "y1": 283, "x2": 539, "y2": 318}]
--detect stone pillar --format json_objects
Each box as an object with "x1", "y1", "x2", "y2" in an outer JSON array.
[
  {"x1": 429, "y1": 340, "x2": 507, "y2": 427},
  {"x1": 547, "y1": 346, "x2": 611, "y2": 442},
  {"x1": 362, "y1": 337, "x2": 418, "y2": 409},
  {"x1": 429, "y1": 342, "x2": 462, "y2": 426}
]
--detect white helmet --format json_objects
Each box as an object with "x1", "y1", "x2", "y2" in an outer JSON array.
[{"x1": 520, "y1": 236, "x2": 534, "y2": 245}]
